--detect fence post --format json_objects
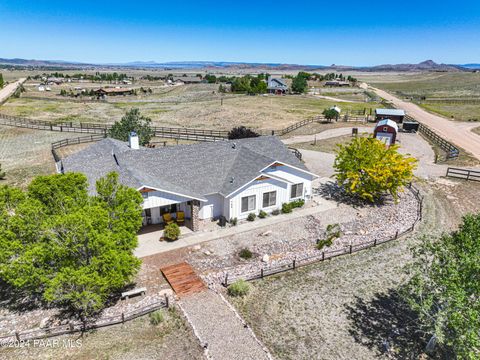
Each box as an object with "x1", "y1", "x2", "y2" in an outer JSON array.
[
  {"x1": 395, "y1": 230, "x2": 399, "y2": 239},
  {"x1": 261, "y1": 268, "x2": 264, "y2": 279},
  {"x1": 374, "y1": 238, "x2": 377, "y2": 246},
  {"x1": 293, "y1": 258, "x2": 296, "y2": 270},
  {"x1": 15, "y1": 331, "x2": 20, "y2": 342},
  {"x1": 165, "y1": 293, "x2": 169, "y2": 308},
  {"x1": 224, "y1": 273, "x2": 228, "y2": 286},
  {"x1": 349, "y1": 245, "x2": 353, "y2": 254},
  {"x1": 122, "y1": 313, "x2": 125, "y2": 324},
  {"x1": 322, "y1": 252, "x2": 325, "y2": 261}
]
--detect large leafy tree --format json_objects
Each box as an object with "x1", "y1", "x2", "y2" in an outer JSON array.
[
  {"x1": 0, "y1": 172, "x2": 143, "y2": 318},
  {"x1": 0, "y1": 73, "x2": 4, "y2": 88},
  {"x1": 334, "y1": 137, "x2": 417, "y2": 202},
  {"x1": 291, "y1": 73, "x2": 308, "y2": 93},
  {"x1": 404, "y1": 214, "x2": 480, "y2": 359},
  {"x1": 108, "y1": 108, "x2": 154, "y2": 146},
  {"x1": 228, "y1": 126, "x2": 260, "y2": 140},
  {"x1": 322, "y1": 108, "x2": 339, "y2": 122}
]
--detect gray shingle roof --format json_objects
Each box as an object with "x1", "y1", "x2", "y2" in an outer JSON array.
[
  {"x1": 375, "y1": 108, "x2": 405, "y2": 116},
  {"x1": 267, "y1": 77, "x2": 288, "y2": 90},
  {"x1": 62, "y1": 136, "x2": 310, "y2": 198}
]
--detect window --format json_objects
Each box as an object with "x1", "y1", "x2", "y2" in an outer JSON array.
[
  {"x1": 263, "y1": 191, "x2": 277, "y2": 207},
  {"x1": 241, "y1": 195, "x2": 256, "y2": 213},
  {"x1": 290, "y1": 183, "x2": 304, "y2": 199},
  {"x1": 383, "y1": 126, "x2": 388, "y2": 132},
  {"x1": 141, "y1": 192, "x2": 149, "y2": 199},
  {"x1": 160, "y1": 204, "x2": 177, "y2": 215}
]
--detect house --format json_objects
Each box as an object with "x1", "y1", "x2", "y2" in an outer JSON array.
[
  {"x1": 267, "y1": 77, "x2": 288, "y2": 94},
  {"x1": 171, "y1": 76, "x2": 205, "y2": 84},
  {"x1": 61, "y1": 134, "x2": 318, "y2": 231},
  {"x1": 324, "y1": 80, "x2": 350, "y2": 87},
  {"x1": 94, "y1": 87, "x2": 134, "y2": 97},
  {"x1": 375, "y1": 108, "x2": 405, "y2": 123},
  {"x1": 38, "y1": 85, "x2": 45, "y2": 91},
  {"x1": 374, "y1": 119, "x2": 398, "y2": 146}
]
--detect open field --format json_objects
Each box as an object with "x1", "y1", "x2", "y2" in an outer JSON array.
[
  {"x1": 293, "y1": 133, "x2": 369, "y2": 154},
  {"x1": 0, "y1": 308, "x2": 204, "y2": 360},
  {"x1": 1, "y1": 84, "x2": 379, "y2": 131},
  {"x1": 231, "y1": 179, "x2": 480, "y2": 360},
  {"x1": 370, "y1": 72, "x2": 480, "y2": 121}
]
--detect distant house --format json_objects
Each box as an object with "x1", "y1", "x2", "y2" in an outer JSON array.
[
  {"x1": 61, "y1": 135, "x2": 318, "y2": 230},
  {"x1": 324, "y1": 80, "x2": 350, "y2": 87},
  {"x1": 38, "y1": 85, "x2": 45, "y2": 92},
  {"x1": 94, "y1": 87, "x2": 134, "y2": 97},
  {"x1": 374, "y1": 119, "x2": 398, "y2": 146},
  {"x1": 46, "y1": 77, "x2": 64, "y2": 85},
  {"x1": 375, "y1": 108, "x2": 405, "y2": 123},
  {"x1": 172, "y1": 76, "x2": 205, "y2": 84},
  {"x1": 267, "y1": 77, "x2": 288, "y2": 94}
]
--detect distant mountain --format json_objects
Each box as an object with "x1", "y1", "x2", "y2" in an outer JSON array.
[{"x1": 0, "y1": 57, "x2": 470, "y2": 72}]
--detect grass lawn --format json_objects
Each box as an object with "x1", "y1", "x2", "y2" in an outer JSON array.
[
  {"x1": 0, "y1": 307, "x2": 204, "y2": 360},
  {"x1": 417, "y1": 101, "x2": 480, "y2": 122}
]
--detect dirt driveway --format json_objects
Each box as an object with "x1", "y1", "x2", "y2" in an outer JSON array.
[
  {"x1": 362, "y1": 83, "x2": 480, "y2": 160},
  {"x1": 0, "y1": 78, "x2": 26, "y2": 104}
]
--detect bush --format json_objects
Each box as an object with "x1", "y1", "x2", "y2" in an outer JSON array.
[
  {"x1": 290, "y1": 199, "x2": 305, "y2": 209},
  {"x1": 230, "y1": 217, "x2": 238, "y2": 226},
  {"x1": 317, "y1": 223, "x2": 342, "y2": 250},
  {"x1": 258, "y1": 210, "x2": 267, "y2": 219},
  {"x1": 271, "y1": 209, "x2": 280, "y2": 216},
  {"x1": 247, "y1": 213, "x2": 256, "y2": 221},
  {"x1": 164, "y1": 223, "x2": 180, "y2": 241},
  {"x1": 239, "y1": 248, "x2": 253, "y2": 260},
  {"x1": 281, "y1": 203, "x2": 292, "y2": 214},
  {"x1": 227, "y1": 126, "x2": 260, "y2": 140},
  {"x1": 149, "y1": 310, "x2": 164, "y2": 325},
  {"x1": 228, "y1": 279, "x2": 250, "y2": 297}
]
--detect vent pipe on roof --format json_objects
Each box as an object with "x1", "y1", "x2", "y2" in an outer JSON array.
[
  {"x1": 129, "y1": 131, "x2": 139, "y2": 150},
  {"x1": 232, "y1": 142, "x2": 236, "y2": 149},
  {"x1": 230, "y1": 176, "x2": 235, "y2": 183}
]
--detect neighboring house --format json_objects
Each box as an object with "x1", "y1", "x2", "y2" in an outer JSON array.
[
  {"x1": 172, "y1": 76, "x2": 205, "y2": 84},
  {"x1": 375, "y1": 108, "x2": 405, "y2": 123},
  {"x1": 374, "y1": 119, "x2": 398, "y2": 146},
  {"x1": 61, "y1": 134, "x2": 318, "y2": 231},
  {"x1": 267, "y1": 77, "x2": 288, "y2": 94},
  {"x1": 94, "y1": 87, "x2": 134, "y2": 97},
  {"x1": 324, "y1": 80, "x2": 350, "y2": 87},
  {"x1": 38, "y1": 85, "x2": 45, "y2": 91}
]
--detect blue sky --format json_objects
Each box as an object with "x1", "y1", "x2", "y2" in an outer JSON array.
[{"x1": 1, "y1": 0, "x2": 479, "y2": 65}]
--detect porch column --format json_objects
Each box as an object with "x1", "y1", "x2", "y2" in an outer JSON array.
[{"x1": 190, "y1": 200, "x2": 200, "y2": 231}]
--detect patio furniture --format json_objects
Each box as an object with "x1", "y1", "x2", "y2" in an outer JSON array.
[
  {"x1": 162, "y1": 213, "x2": 174, "y2": 225},
  {"x1": 176, "y1": 211, "x2": 185, "y2": 225}
]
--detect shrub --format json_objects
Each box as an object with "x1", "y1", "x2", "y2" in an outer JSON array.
[
  {"x1": 281, "y1": 203, "x2": 292, "y2": 214},
  {"x1": 228, "y1": 279, "x2": 250, "y2": 297},
  {"x1": 227, "y1": 126, "x2": 260, "y2": 140},
  {"x1": 164, "y1": 223, "x2": 180, "y2": 241},
  {"x1": 239, "y1": 248, "x2": 253, "y2": 260},
  {"x1": 230, "y1": 217, "x2": 238, "y2": 226},
  {"x1": 317, "y1": 223, "x2": 342, "y2": 250},
  {"x1": 149, "y1": 310, "x2": 164, "y2": 325},
  {"x1": 247, "y1": 213, "x2": 256, "y2": 221},
  {"x1": 258, "y1": 210, "x2": 267, "y2": 219},
  {"x1": 290, "y1": 199, "x2": 305, "y2": 209}
]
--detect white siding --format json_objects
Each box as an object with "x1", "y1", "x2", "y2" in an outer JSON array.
[
  {"x1": 199, "y1": 194, "x2": 223, "y2": 220},
  {"x1": 263, "y1": 165, "x2": 314, "y2": 200},
  {"x1": 228, "y1": 178, "x2": 288, "y2": 220},
  {"x1": 141, "y1": 190, "x2": 193, "y2": 210}
]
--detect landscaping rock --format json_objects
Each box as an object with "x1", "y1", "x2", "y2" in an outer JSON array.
[{"x1": 262, "y1": 254, "x2": 270, "y2": 263}]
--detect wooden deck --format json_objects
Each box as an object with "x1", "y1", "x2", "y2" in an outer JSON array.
[{"x1": 161, "y1": 262, "x2": 206, "y2": 297}]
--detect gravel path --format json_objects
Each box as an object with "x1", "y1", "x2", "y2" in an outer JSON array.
[
  {"x1": 0, "y1": 79, "x2": 26, "y2": 104},
  {"x1": 180, "y1": 290, "x2": 271, "y2": 360},
  {"x1": 362, "y1": 83, "x2": 480, "y2": 160}
]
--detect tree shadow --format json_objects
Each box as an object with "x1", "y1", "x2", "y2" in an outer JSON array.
[
  {"x1": 316, "y1": 181, "x2": 388, "y2": 207},
  {"x1": 345, "y1": 289, "x2": 447, "y2": 359}
]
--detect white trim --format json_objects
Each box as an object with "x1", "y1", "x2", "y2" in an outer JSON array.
[
  {"x1": 260, "y1": 172, "x2": 295, "y2": 184},
  {"x1": 261, "y1": 161, "x2": 319, "y2": 178},
  {"x1": 137, "y1": 185, "x2": 207, "y2": 202}
]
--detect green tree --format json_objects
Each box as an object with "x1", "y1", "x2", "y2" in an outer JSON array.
[
  {"x1": 0, "y1": 73, "x2": 4, "y2": 88},
  {"x1": 334, "y1": 137, "x2": 417, "y2": 202},
  {"x1": 0, "y1": 163, "x2": 5, "y2": 179},
  {"x1": 404, "y1": 214, "x2": 480, "y2": 358},
  {"x1": 227, "y1": 126, "x2": 260, "y2": 139},
  {"x1": 0, "y1": 172, "x2": 143, "y2": 318},
  {"x1": 108, "y1": 108, "x2": 154, "y2": 146},
  {"x1": 291, "y1": 73, "x2": 308, "y2": 93},
  {"x1": 322, "y1": 108, "x2": 339, "y2": 122}
]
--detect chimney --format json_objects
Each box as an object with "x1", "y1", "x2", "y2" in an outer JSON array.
[{"x1": 128, "y1": 131, "x2": 139, "y2": 149}]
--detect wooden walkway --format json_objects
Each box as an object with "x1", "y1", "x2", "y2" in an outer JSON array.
[{"x1": 161, "y1": 262, "x2": 206, "y2": 297}]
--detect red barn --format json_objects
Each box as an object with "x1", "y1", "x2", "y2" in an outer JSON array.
[{"x1": 374, "y1": 119, "x2": 398, "y2": 146}]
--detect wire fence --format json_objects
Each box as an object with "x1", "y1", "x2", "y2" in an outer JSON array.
[
  {"x1": 222, "y1": 184, "x2": 423, "y2": 287},
  {"x1": 0, "y1": 297, "x2": 169, "y2": 345}
]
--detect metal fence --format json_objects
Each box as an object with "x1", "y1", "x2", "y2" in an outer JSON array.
[
  {"x1": 446, "y1": 167, "x2": 480, "y2": 182},
  {"x1": 0, "y1": 297, "x2": 169, "y2": 345},
  {"x1": 223, "y1": 184, "x2": 423, "y2": 287}
]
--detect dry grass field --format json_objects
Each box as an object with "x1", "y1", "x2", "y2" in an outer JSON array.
[
  {"x1": 370, "y1": 72, "x2": 480, "y2": 121},
  {"x1": 0, "y1": 307, "x2": 204, "y2": 360},
  {"x1": 231, "y1": 179, "x2": 480, "y2": 360}
]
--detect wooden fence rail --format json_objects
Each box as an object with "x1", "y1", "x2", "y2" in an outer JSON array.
[
  {"x1": 446, "y1": 167, "x2": 480, "y2": 182},
  {"x1": 0, "y1": 298, "x2": 168, "y2": 345},
  {"x1": 416, "y1": 123, "x2": 459, "y2": 159},
  {"x1": 223, "y1": 184, "x2": 423, "y2": 287}
]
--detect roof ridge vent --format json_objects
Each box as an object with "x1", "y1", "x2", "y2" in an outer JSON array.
[{"x1": 230, "y1": 176, "x2": 235, "y2": 183}]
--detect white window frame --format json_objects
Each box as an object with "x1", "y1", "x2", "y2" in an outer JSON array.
[
  {"x1": 262, "y1": 191, "x2": 277, "y2": 208},
  {"x1": 241, "y1": 195, "x2": 256, "y2": 213},
  {"x1": 290, "y1": 183, "x2": 304, "y2": 199}
]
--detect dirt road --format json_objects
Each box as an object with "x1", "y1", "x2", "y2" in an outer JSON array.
[
  {"x1": 0, "y1": 78, "x2": 26, "y2": 104},
  {"x1": 361, "y1": 83, "x2": 480, "y2": 160}
]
